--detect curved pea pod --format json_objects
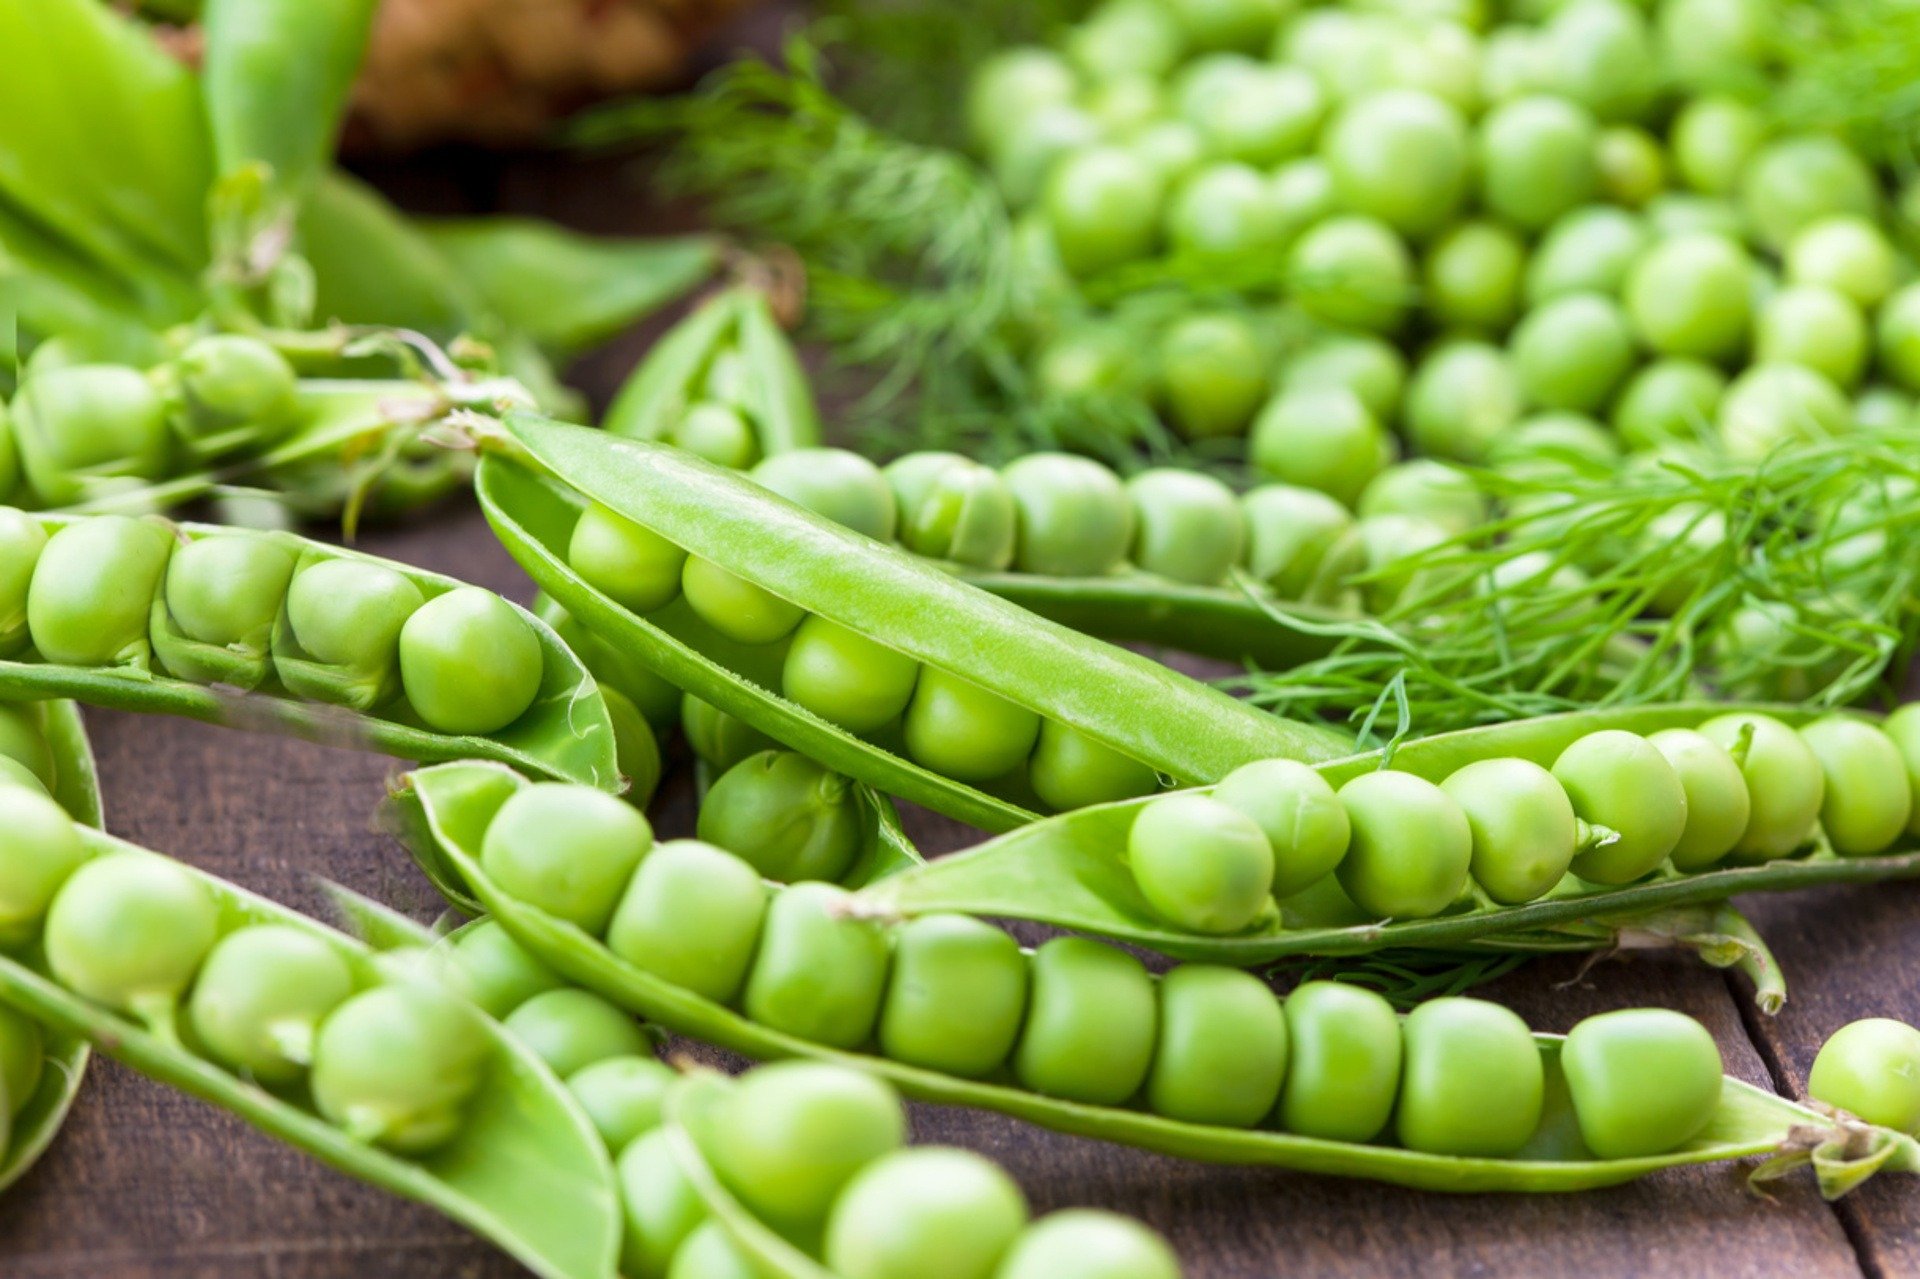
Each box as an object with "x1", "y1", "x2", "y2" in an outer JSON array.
[
  {"x1": 385, "y1": 758, "x2": 1912, "y2": 1196},
  {"x1": 853, "y1": 703, "x2": 1920, "y2": 969},
  {"x1": 0, "y1": 831, "x2": 622, "y2": 1277},
  {"x1": 0, "y1": 699, "x2": 98, "y2": 1194},
  {"x1": 475, "y1": 415, "x2": 1350, "y2": 831},
  {"x1": 4, "y1": 514, "x2": 618, "y2": 790}
]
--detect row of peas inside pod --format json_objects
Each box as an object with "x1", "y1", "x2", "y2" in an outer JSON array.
[
  {"x1": 447, "y1": 919, "x2": 1183, "y2": 1279},
  {"x1": 965, "y1": 0, "x2": 1920, "y2": 483}
]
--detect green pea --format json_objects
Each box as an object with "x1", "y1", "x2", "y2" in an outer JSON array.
[
  {"x1": 1880, "y1": 285, "x2": 1920, "y2": 393},
  {"x1": 1509, "y1": 293, "x2": 1636, "y2": 414},
  {"x1": 280, "y1": 558, "x2": 425, "y2": 710},
  {"x1": 1798, "y1": 717, "x2": 1912, "y2": 857},
  {"x1": 665, "y1": 1221, "x2": 758, "y2": 1279},
  {"x1": 680, "y1": 557, "x2": 805, "y2": 646},
  {"x1": 0, "y1": 403, "x2": 18, "y2": 503},
  {"x1": 1165, "y1": 0, "x2": 1283, "y2": 54},
  {"x1": 1404, "y1": 341, "x2": 1522, "y2": 463},
  {"x1": 1525, "y1": 206, "x2": 1648, "y2": 304},
  {"x1": 669, "y1": 401, "x2": 758, "y2": 470},
  {"x1": 1167, "y1": 164, "x2": 1286, "y2": 263},
  {"x1": 568, "y1": 502, "x2": 687, "y2": 614},
  {"x1": 1645, "y1": 729, "x2": 1751, "y2": 871},
  {"x1": 1788, "y1": 216, "x2": 1899, "y2": 309},
  {"x1": 0, "y1": 782, "x2": 86, "y2": 945},
  {"x1": 310, "y1": 983, "x2": 489, "y2": 1153},
  {"x1": 884, "y1": 453, "x2": 1017, "y2": 570},
  {"x1": 1476, "y1": 95, "x2": 1599, "y2": 230},
  {"x1": 1489, "y1": 414, "x2": 1619, "y2": 477},
  {"x1": 605, "y1": 687, "x2": 662, "y2": 808},
  {"x1": 1699, "y1": 713, "x2": 1825, "y2": 861},
  {"x1": 1147, "y1": 964, "x2": 1286, "y2": 1127},
  {"x1": 171, "y1": 334, "x2": 298, "y2": 451},
  {"x1": 743, "y1": 883, "x2": 890, "y2": 1049},
  {"x1": 618, "y1": 1125, "x2": 709, "y2": 1279},
  {"x1": 1279, "y1": 980, "x2": 1401, "y2": 1142},
  {"x1": 1809, "y1": 1018, "x2": 1920, "y2": 1134},
  {"x1": 1014, "y1": 937, "x2": 1157, "y2": 1106},
  {"x1": 1190, "y1": 64, "x2": 1324, "y2": 167},
  {"x1": 1287, "y1": 215, "x2": 1414, "y2": 333},
  {"x1": 1423, "y1": 220, "x2": 1527, "y2": 333},
  {"x1": 568, "y1": 1054, "x2": 674, "y2": 1154},
  {"x1": 825, "y1": 1146, "x2": 1029, "y2": 1279},
  {"x1": 1249, "y1": 387, "x2": 1387, "y2": 508},
  {"x1": 995, "y1": 105, "x2": 1101, "y2": 209},
  {"x1": 705, "y1": 1061, "x2": 906, "y2": 1232},
  {"x1": 681, "y1": 696, "x2": 776, "y2": 773},
  {"x1": 1644, "y1": 193, "x2": 1746, "y2": 242},
  {"x1": 608, "y1": 838, "x2": 767, "y2": 1006},
  {"x1": 1128, "y1": 793, "x2": 1274, "y2": 934},
  {"x1": 1884, "y1": 705, "x2": 1920, "y2": 837},
  {"x1": 186, "y1": 924, "x2": 355, "y2": 1086},
  {"x1": 397, "y1": 587, "x2": 544, "y2": 735},
  {"x1": 1356, "y1": 462, "x2": 1482, "y2": 540},
  {"x1": 1031, "y1": 722, "x2": 1157, "y2": 813},
  {"x1": 1612, "y1": 359, "x2": 1725, "y2": 451},
  {"x1": 781, "y1": 616, "x2": 920, "y2": 734},
  {"x1": 27, "y1": 515, "x2": 172, "y2": 670},
  {"x1": 996, "y1": 1211, "x2": 1181, "y2": 1279},
  {"x1": 698, "y1": 751, "x2": 863, "y2": 883},
  {"x1": 1670, "y1": 95, "x2": 1764, "y2": 196},
  {"x1": 1209, "y1": 758, "x2": 1350, "y2": 897},
  {"x1": 0, "y1": 509, "x2": 47, "y2": 657},
  {"x1": 1624, "y1": 233, "x2": 1753, "y2": 361},
  {"x1": 480, "y1": 782, "x2": 652, "y2": 935},
  {"x1": 1440, "y1": 758, "x2": 1576, "y2": 905},
  {"x1": 15, "y1": 365, "x2": 170, "y2": 506},
  {"x1": 902, "y1": 667, "x2": 1041, "y2": 783},
  {"x1": 1279, "y1": 335, "x2": 1406, "y2": 423},
  {"x1": 968, "y1": 47, "x2": 1074, "y2": 152},
  {"x1": 156, "y1": 534, "x2": 297, "y2": 684},
  {"x1": 1551, "y1": 731, "x2": 1687, "y2": 883},
  {"x1": 1335, "y1": 771, "x2": 1471, "y2": 919},
  {"x1": 1044, "y1": 147, "x2": 1165, "y2": 277},
  {"x1": 1001, "y1": 453, "x2": 1135, "y2": 578},
  {"x1": 1322, "y1": 89, "x2": 1469, "y2": 238},
  {"x1": 1124, "y1": 469, "x2": 1245, "y2": 586},
  {"x1": 1395, "y1": 997, "x2": 1543, "y2": 1157},
  {"x1": 1739, "y1": 135, "x2": 1879, "y2": 253},
  {"x1": 1133, "y1": 120, "x2": 1208, "y2": 188},
  {"x1": 0, "y1": 1004, "x2": 42, "y2": 1119},
  {"x1": 540, "y1": 600, "x2": 681, "y2": 732},
  {"x1": 753, "y1": 448, "x2": 899, "y2": 542},
  {"x1": 878, "y1": 914, "x2": 1028, "y2": 1078},
  {"x1": 1239, "y1": 485, "x2": 1358, "y2": 600},
  {"x1": 1560, "y1": 1008, "x2": 1723, "y2": 1158},
  {"x1": 1755, "y1": 285, "x2": 1869, "y2": 388},
  {"x1": 502, "y1": 988, "x2": 652, "y2": 1079},
  {"x1": 1597, "y1": 125, "x2": 1665, "y2": 207},
  {"x1": 449, "y1": 919, "x2": 564, "y2": 1019},
  {"x1": 45, "y1": 854, "x2": 217, "y2": 1025}
]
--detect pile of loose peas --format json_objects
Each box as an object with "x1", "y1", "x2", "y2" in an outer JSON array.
[{"x1": 966, "y1": 0, "x2": 1920, "y2": 515}]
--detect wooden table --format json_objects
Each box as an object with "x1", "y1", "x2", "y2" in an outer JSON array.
[{"x1": 7, "y1": 52, "x2": 1920, "y2": 1279}]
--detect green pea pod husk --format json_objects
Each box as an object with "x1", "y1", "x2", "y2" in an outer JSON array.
[
  {"x1": 474, "y1": 415, "x2": 1350, "y2": 832},
  {"x1": 853, "y1": 702, "x2": 1920, "y2": 969},
  {"x1": 384, "y1": 758, "x2": 1919, "y2": 1197}
]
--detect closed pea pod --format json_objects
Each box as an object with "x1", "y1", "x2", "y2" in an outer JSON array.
[
  {"x1": 1002, "y1": 453, "x2": 1135, "y2": 577},
  {"x1": 27, "y1": 515, "x2": 172, "y2": 670},
  {"x1": 1441, "y1": 758, "x2": 1577, "y2": 905},
  {"x1": 1148, "y1": 965, "x2": 1286, "y2": 1128},
  {"x1": 697, "y1": 750, "x2": 864, "y2": 883},
  {"x1": 1280, "y1": 981, "x2": 1401, "y2": 1143},
  {"x1": 502, "y1": 988, "x2": 653, "y2": 1080},
  {"x1": 781, "y1": 616, "x2": 920, "y2": 734},
  {"x1": 1647, "y1": 729, "x2": 1752, "y2": 871},
  {"x1": 1798, "y1": 717, "x2": 1913, "y2": 857},
  {"x1": 1127, "y1": 793, "x2": 1275, "y2": 934},
  {"x1": 1396, "y1": 998, "x2": 1543, "y2": 1157},
  {"x1": 1560, "y1": 1008, "x2": 1723, "y2": 1159},
  {"x1": 186, "y1": 924, "x2": 355, "y2": 1086},
  {"x1": 824, "y1": 1147, "x2": 1029, "y2": 1279},
  {"x1": 1015, "y1": 937, "x2": 1157, "y2": 1105},
  {"x1": 479, "y1": 782, "x2": 651, "y2": 934},
  {"x1": 1211, "y1": 758, "x2": 1350, "y2": 896},
  {"x1": 1552, "y1": 731, "x2": 1687, "y2": 884},
  {"x1": 1699, "y1": 713, "x2": 1825, "y2": 861},
  {"x1": 1809, "y1": 1019, "x2": 1920, "y2": 1134},
  {"x1": 1335, "y1": 771, "x2": 1471, "y2": 918},
  {"x1": 606, "y1": 840, "x2": 768, "y2": 1006},
  {"x1": 877, "y1": 914, "x2": 1028, "y2": 1079},
  {"x1": 1124, "y1": 469, "x2": 1245, "y2": 586},
  {"x1": 742, "y1": 883, "x2": 891, "y2": 1050}
]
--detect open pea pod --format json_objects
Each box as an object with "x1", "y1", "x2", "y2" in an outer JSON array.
[
  {"x1": 384, "y1": 762, "x2": 1907, "y2": 1197},
  {"x1": 475, "y1": 415, "x2": 1350, "y2": 831},
  {"x1": 3, "y1": 514, "x2": 618, "y2": 789},
  {"x1": 0, "y1": 831, "x2": 621, "y2": 1278},
  {"x1": 851, "y1": 702, "x2": 1920, "y2": 968},
  {"x1": 0, "y1": 699, "x2": 99, "y2": 1194}
]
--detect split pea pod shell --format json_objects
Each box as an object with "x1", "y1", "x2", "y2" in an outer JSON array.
[
  {"x1": 476, "y1": 414, "x2": 1350, "y2": 831},
  {"x1": 854, "y1": 703, "x2": 1920, "y2": 965},
  {"x1": 0, "y1": 831, "x2": 622, "y2": 1279},
  {"x1": 0, "y1": 699, "x2": 98, "y2": 1194},
  {"x1": 384, "y1": 759, "x2": 1902, "y2": 1197}
]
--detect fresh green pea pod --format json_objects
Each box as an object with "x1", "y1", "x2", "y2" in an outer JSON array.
[
  {"x1": 475, "y1": 415, "x2": 1349, "y2": 831},
  {"x1": 1, "y1": 512, "x2": 617, "y2": 789},
  {"x1": 850, "y1": 703, "x2": 1920, "y2": 969},
  {"x1": 386, "y1": 759, "x2": 1911, "y2": 1198}
]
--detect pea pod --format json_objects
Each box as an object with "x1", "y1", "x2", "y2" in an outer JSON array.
[
  {"x1": 385, "y1": 760, "x2": 1908, "y2": 1197},
  {"x1": 473, "y1": 416, "x2": 1348, "y2": 830},
  {"x1": 853, "y1": 702, "x2": 1920, "y2": 968},
  {"x1": 0, "y1": 511, "x2": 618, "y2": 789}
]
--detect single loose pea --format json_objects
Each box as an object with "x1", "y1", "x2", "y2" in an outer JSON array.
[
  {"x1": 697, "y1": 750, "x2": 863, "y2": 883},
  {"x1": 885, "y1": 454, "x2": 1017, "y2": 569},
  {"x1": 1561, "y1": 1008, "x2": 1723, "y2": 1158},
  {"x1": 502, "y1": 988, "x2": 652, "y2": 1080},
  {"x1": 1597, "y1": 125, "x2": 1666, "y2": 207},
  {"x1": 665, "y1": 1221, "x2": 757, "y2": 1279},
  {"x1": 1396, "y1": 997, "x2": 1544, "y2": 1157},
  {"x1": 1526, "y1": 206, "x2": 1648, "y2": 304},
  {"x1": 1166, "y1": 163, "x2": 1286, "y2": 263},
  {"x1": 618, "y1": 1126, "x2": 709, "y2": 1279},
  {"x1": 1670, "y1": 95, "x2": 1764, "y2": 196},
  {"x1": 1404, "y1": 341, "x2": 1522, "y2": 463},
  {"x1": 706, "y1": 1061, "x2": 906, "y2": 1233},
  {"x1": 1624, "y1": 233, "x2": 1753, "y2": 361},
  {"x1": 1489, "y1": 414, "x2": 1619, "y2": 477},
  {"x1": 878, "y1": 914, "x2": 1028, "y2": 1078},
  {"x1": 1612, "y1": 359, "x2": 1725, "y2": 451},
  {"x1": 1044, "y1": 147, "x2": 1165, "y2": 278},
  {"x1": 1279, "y1": 336, "x2": 1406, "y2": 424},
  {"x1": 996, "y1": 1211, "x2": 1181, "y2": 1279},
  {"x1": 1211, "y1": 759, "x2": 1350, "y2": 897},
  {"x1": 742, "y1": 883, "x2": 890, "y2": 1049},
  {"x1": 1699, "y1": 713, "x2": 1825, "y2": 861},
  {"x1": 1125, "y1": 469, "x2": 1245, "y2": 586},
  {"x1": 670, "y1": 401, "x2": 758, "y2": 469},
  {"x1": 280, "y1": 558, "x2": 425, "y2": 709},
  {"x1": 825, "y1": 1147, "x2": 1029, "y2": 1279},
  {"x1": 606, "y1": 840, "x2": 767, "y2": 1005},
  {"x1": 568, "y1": 502, "x2": 687, "y2": 613},
  {"x1": 1809, "y1": 1018, "x2": 1920, "y2": 1134},
  {"x1": 1885, "y1": 705, "x2": 1920, "y2": 837},
  {"x1": 679, "y1": 557, "x2": 805, "y2": 646},
  {"x1": 681, "y1": 696, "x2": 776, "y2": 773},
  {"x1": 1335, "y1": 771, "x2": 1472, "y2": 919},
  {"x1": 1644, "y1": 192, "x2": 1746, "y2": 241},
  {"x1": 0, "y1": 509, "x2": 47, "y2": 656},
  {"x1": 0, "y1": 785, "x2": 88, "y2": 945},
  {"x1": 1279, "y1": 980, "x2": 1402, "y2": 1142},
  {"x1": 902, "y1": 667, "x2": 1041, "y2": 783},
  {"x1": 1128, "y1": 793, "x2": 1275, "y2": 934},
  {"x1": 1358, "y1": 460, "x2": 1484, "y2": 537},
  {"x1": 1240, "y1": 485, "x2": 1357, "y2": 601},
  {"x1": 1157, "y1": 312, "x2": 1270, "y2": 441},
  {"x1": 1287, "y1": 215, "x2": 1414, "y2": 333},
  {"x1": 1002, "y1": 453, "x2": 1135, "y2": 578},
  {"x1": 1192, "y1": 64, "x2": 1325, "y2": 167},
  {"x1": 1423, "y1": 220, "x2": 1527, "y2": 333},
  {"x1": 27, "y1": 515, "x2": 172, "y2": 670},
  {"x1": 398, "y1": 587, "x2": 543, "y2": 734},
  {"x1": 1798, "y1": 717, "x2": 1912, "y2": 857},
  {"x1": 449, "y1": 919, "x2": 563, "y2": 1018},
  {"x1": 1353, "y1": 514, "x2": 1452, "y2": 617},
  {"x1": 1029, "y1": 721, "x2": 1160, "y2": 812},
  {"x1": 1441, "y1": 758, "x2": 1577, "y2": 905},
  {"x1": 967, "y1": 47, "x2": 1074, "y2": 152},
  {"x1": 14, "y1": 365, "x2": 170, "y2": 506},
  {"x1": 1249, "y1": 387, "x2": 1387, "y2": 509},
  {"x1": 568, "y1": 1054, "x2": 674, "y2": 1153},
  {"x1": 480, "y1": 782, "x2": 652, "y2": 935},
  {"x1": 1552, "y1": 731, "x2": 1688, "y2": 883},
  {"x1": 0, "y1": 1004, "x2": 42, "y2": 1120},
  {"x1": 781, "y1": 616, "x2": 920, "y2": 734},
  {"x1": 45, "y1": 854, "x2": 217, "y2": 1025},
  {"x1": 1789, "y1": 216, "x2": 1898, "y2": 309},
  {"x1": 1719, "y1": 363, "x2": 1849, "y2": 459},
  {"x1": 1755, "y1": 286, "x2": 1869, "y2": 388},
  {"x1": 186, "y1": 924, "x2": 355, "y2": 1086},
  {"x1": 158, "y1": 535, "x2": 297, "y2": 683},
  {"x1": 1646, "y1": 729, "x2": 1752, "y2": 871},
  {"x1": 1509, "y1": 293, "x2": 1636, "y2": 414},
  {"x1": 1014, "y1": 937, "x2": 1158, "y2": 1106},
  {"x1": 1148, "y1": 964, "x2": 1286, "y2": 1127},
  {"x1": 1322, "y1": 89, "x2": 1470, "y2": 238},
  {"x1": 310, "y1": 983, "x2": 490, "y2": 1153},
  {"x1": 1476, "y1": 95, "x2": 1599, "y2": 230},
  {"x1": 1739, "y1": 135, "x2": 1879, "y2": 253},
  {"x1": 753, "y1": 448, "x2": 899, "y2": 542}
]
